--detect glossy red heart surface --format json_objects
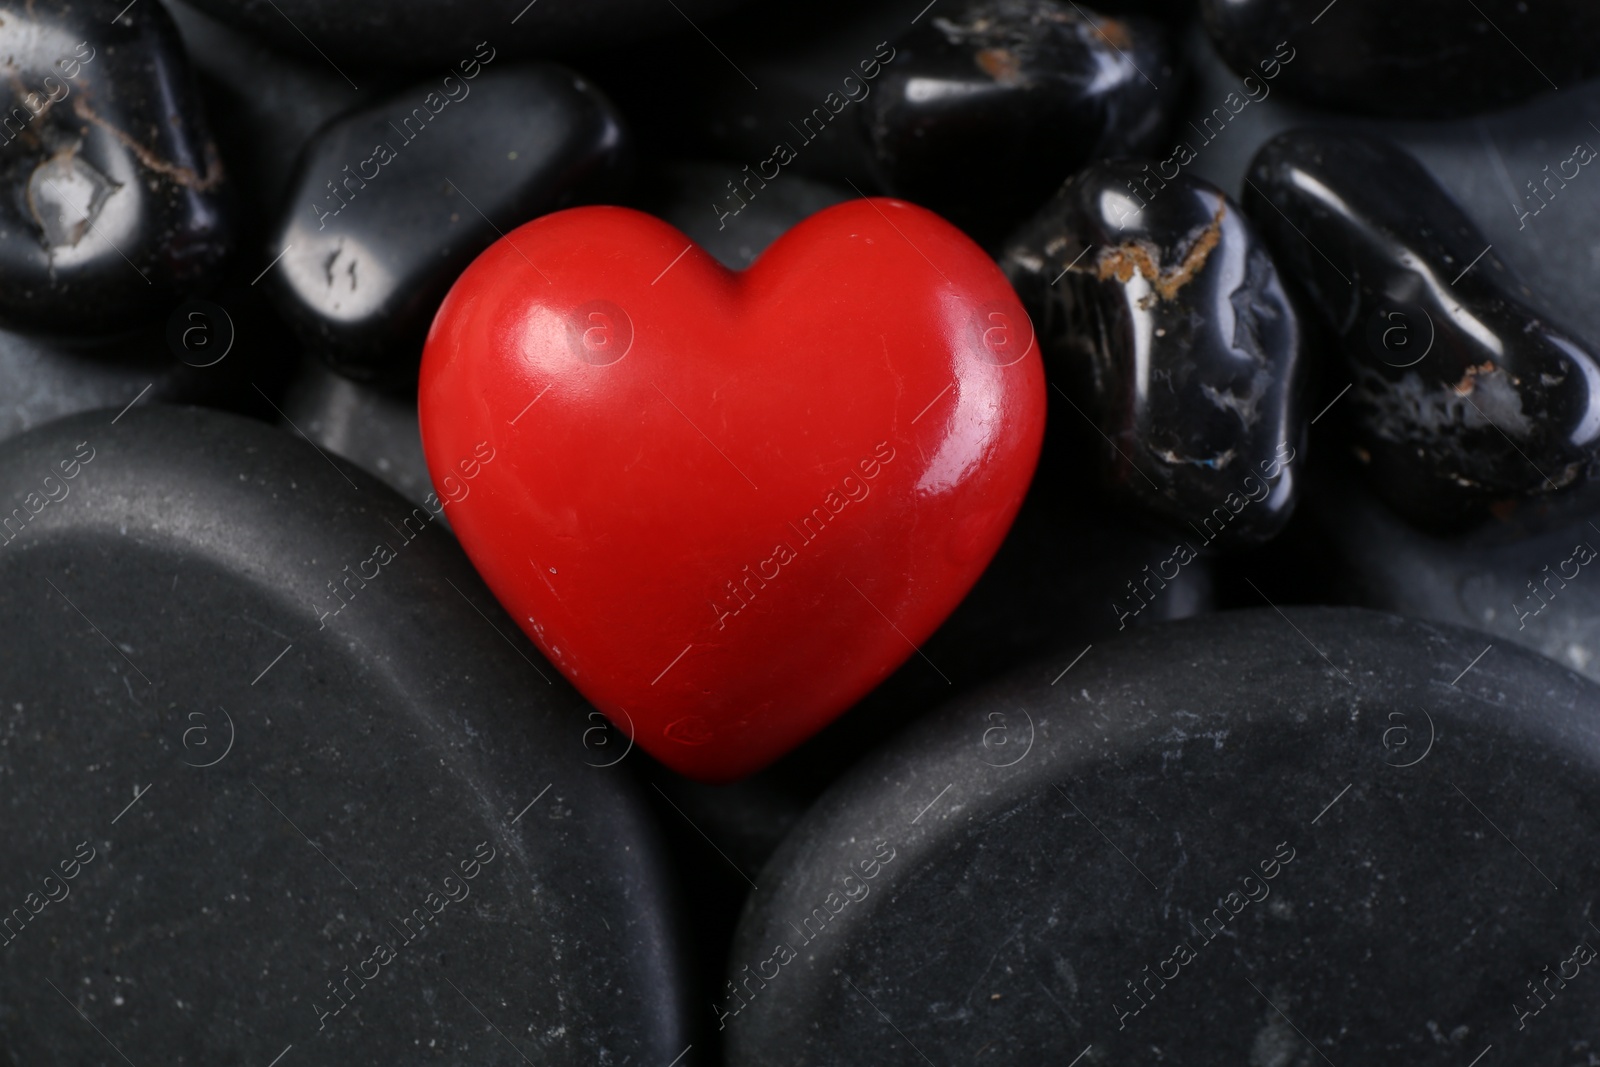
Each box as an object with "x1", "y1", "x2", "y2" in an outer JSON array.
[{"x1": 418, "y1": 200, "x2": 1046, "y2": 781}]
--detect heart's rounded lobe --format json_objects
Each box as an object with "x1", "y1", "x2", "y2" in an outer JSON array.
[{"x1": 420, "y1": 200, "x2": 1046, "y2": 781}]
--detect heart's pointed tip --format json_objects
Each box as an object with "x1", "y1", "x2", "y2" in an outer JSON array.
[{"x1": 420, "y1": 186, "x2": 1047, "y2": 777}]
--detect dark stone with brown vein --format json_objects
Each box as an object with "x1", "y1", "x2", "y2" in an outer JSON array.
[
  {"x1": 0, "y1": 1, "x2": 233, "y2": 334},
  {"x1": 1001, "y1": 159, "x2": 1305, "y2": 545},
  {"x1": 860, "y1": 0, "x2": 1177, "y2": 246},
  {"x1": 1244, "y1": 129, "x2": 1600, "y2": 532}
]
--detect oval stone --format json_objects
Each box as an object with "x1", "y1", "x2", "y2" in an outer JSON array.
[
  {"x1": 1003, "y1": 160, "x2": 1305, "y2": 544},
  {"x1": 0, "y1": 405, "x2": 691, "y2": 1064},
  {"x1": 1244, "y1": 129, "x2": 1600, "y2": 531},
  {"x1": 726, "y1": 606, "x2": 1600, "y2": 1063}
]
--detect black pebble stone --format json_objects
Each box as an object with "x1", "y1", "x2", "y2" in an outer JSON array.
[
  {"x1": 0, "y1": 405, "x2": 690, "y2": 1065},
  {"x1": 268, "y1": 64, "x2": 629, "y2": 383},
  {"x1": 0, "y1": 0, "x2": 233, "y2": 334},
  {"x1": 862, "y1": 0, "x2": 1177, "y2": 246},
  {"x1": 1244, "y1": 129, "x2": 1600, "y2": 532},
  {"x1": 1002, "y1": 160, "x2": 1305, "y2": 544},
  {"x1": 1172, "y1": 28, "x2": 1600, "y2": 368},
  {"x1": 726, "y1": 606, "x2": 1600, "y2": 1064}
]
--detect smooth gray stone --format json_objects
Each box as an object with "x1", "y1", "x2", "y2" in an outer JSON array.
[
  {"x1": 0, "y1": 405, "x2": 690, "y2": 1066},
  {"x1": 727, "y1": 607, "x2": 1600, "y2": 1063}
]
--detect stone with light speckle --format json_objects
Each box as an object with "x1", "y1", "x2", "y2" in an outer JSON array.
[
  {"x1": 0, "y1": 405, "x2": 689, "y2": 1065},
  {"x1": 727, "y1": 607, "x2": 1600, "y2": 1064}
]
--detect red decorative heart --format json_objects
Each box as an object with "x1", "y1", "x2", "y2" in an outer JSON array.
[{"x1": 419, "y1": 200, "x2": 1045, "y2": 781}]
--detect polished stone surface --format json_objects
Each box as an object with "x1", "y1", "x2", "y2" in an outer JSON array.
[
  {"x1": 1200, "y1": 0, "x2": 1600, "y2": 119},
  {"x1": 1173, "y1": 23, "x2": 1600, "y2": 367},
  {"x1": 0, "y1": 0, "x2": 233, "y2": 334},
  {"x1": 863, "y1": 0, "x2": 1176, "y2": 244},
  {"x1": 0, "y1": 406, "x2": 689, "y2": 1065},
  {"x1": 269, "y1": 64, "x2": 629, "y2": 383},
  {"x1": 727, "y1": 606, "x2": 1600, "y2": 1063},
  {"x1": 1004, "y1": 161, "x2": 1304, "y2": 543},
  {"x1": 1245, "y1": 129, "x2": 1600, "y2": 530}
]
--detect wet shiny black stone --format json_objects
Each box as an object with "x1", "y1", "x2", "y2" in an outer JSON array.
[
  {"x1": 862, "y1": 0, "x2": 1176, "y2": 245},
  {"x1": 0, "y1": 1, "x2": 233, "y2": 334},
  {"x1": 1244, "y1": 129, "x2": 1600, "y2": 531},
  {"x1": 726, "y1": 606, "x2": 1600, "y2": 1063},
  {"x1": 1200, "y1": 0, "x2": 1600, "y2": 119},
  {"x1": 0, "y1": 406, "x2": 690, "y2": 1064},
  {"x1": 1170, "y1": 37, "x2": 1600, "y2": 367},
  {"x1": 268, "y1": 64, "x2": 629, "y2": 384},
  {"x1": 1002, "y1": 160, "x2": 1304, "y2": 544}
]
